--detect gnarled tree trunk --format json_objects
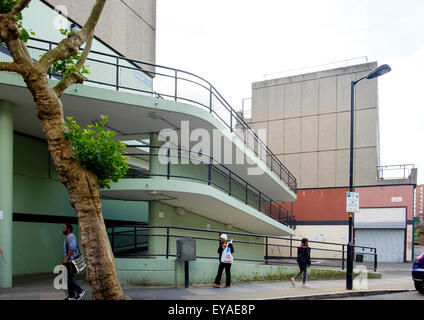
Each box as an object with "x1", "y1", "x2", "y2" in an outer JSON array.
[{"x1": 0, "y1": 0, "x2": 126, "y2": 299}]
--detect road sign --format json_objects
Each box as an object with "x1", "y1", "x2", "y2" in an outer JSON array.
[{"x1": 346, "y1": 192, "x2": 360, "y2": 213}]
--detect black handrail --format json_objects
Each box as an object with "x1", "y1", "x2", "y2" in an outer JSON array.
[
  {"x1": 106, "y1": 224, "x2": 378, "y2": 272},
  {"x1": 124, "y1": 144, "x2": 296, "y2": 228},
  {"x1": 9, "y1": 37, "x2": 298, "y2": 193}
]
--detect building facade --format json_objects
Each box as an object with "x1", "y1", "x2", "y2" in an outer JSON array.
[
  {"x1": 0, "y1": 0, "x2": 299, "y2": 288},
  {"x1": 250, "y1": 63, "x2": 417, "y2": 262},
  {"x1": 43, "y1": 0, "x2": 156, "y2": 64}
]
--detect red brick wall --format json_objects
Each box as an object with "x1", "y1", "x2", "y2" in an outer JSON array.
[{"x1": 281, "y1": 185, "x2": 415, "y2": 222}]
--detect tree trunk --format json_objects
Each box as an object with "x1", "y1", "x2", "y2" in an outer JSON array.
[{"x1": 27, "y1": 70, "x2": 125, "y2": 300}]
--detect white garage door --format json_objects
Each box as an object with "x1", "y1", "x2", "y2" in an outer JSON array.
[{"x1": 355, "y1": 229, "x2": 404, "y2": 263}]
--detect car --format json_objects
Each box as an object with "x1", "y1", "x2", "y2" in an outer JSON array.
[{"x1": 412, "y1": 251, "x2": 424, "y2": 294}]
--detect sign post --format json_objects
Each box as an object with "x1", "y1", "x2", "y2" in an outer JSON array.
[
  {"x1": 346, "y1": 192, "x2": 359, "y2": 290},
  {"x1": 346, "y1": 192, "x2": 360, "y2": 214}
]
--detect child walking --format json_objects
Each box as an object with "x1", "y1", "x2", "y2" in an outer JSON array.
[{"x1": 291, "y1": 238, "x2": 311, "y2": 287}]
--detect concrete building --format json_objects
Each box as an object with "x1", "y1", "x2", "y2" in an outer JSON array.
[
  {"x1": 0, "y1": 0, "x2": 298, "y2": 288},
  {"x1": 250, "y1": 62, "x2": 417, "y2": 262},
  {"x1": 43, "y1": 0, "x2": 156, "y2": 65}
]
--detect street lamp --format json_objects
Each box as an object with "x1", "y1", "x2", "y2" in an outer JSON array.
[{"x1": 346, "y1": 63, "x2": 391, "y2": 290}]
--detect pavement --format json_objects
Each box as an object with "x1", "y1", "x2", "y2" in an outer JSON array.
[{"x1": 0, "y1": 261, "x2": 419, "y2": 300}]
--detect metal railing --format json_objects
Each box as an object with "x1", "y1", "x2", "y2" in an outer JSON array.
[
  {"x1": 106, "y1": 225, "x2": 378, "y2": 272},
  {"x1": 124, "y1": 145, "x2": 296, "y2": 228},
  {"x1": 0, "y1": 37, "x2": 297, "y2": 193},
  {"x1": 377, "y1": 164, "x2": 415, "y2": 180}
]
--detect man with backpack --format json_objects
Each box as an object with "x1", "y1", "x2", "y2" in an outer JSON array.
[{"x1": 213, "y1": 234, "x2": 234, "y2": 288}]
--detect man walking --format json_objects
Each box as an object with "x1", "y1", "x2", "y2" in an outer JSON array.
[{"x1": 62, "y1": 223, "x2": 86, "y2": 300}]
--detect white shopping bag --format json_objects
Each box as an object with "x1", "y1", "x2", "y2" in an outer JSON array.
[{"x1": 220, "y1": 240, "x2": 233, "y2": 264}]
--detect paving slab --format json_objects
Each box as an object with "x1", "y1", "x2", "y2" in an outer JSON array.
[{"x1": 0, "y1": 263, "x2": 416, "y2": 301}]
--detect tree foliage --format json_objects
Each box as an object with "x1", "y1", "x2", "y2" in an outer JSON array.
[
  {"x1": 47, "y1": 29, "x2": 90, "y2": 78},
  {"x1": 64, "y1": 115, "x2": 129, "y2": 189}
]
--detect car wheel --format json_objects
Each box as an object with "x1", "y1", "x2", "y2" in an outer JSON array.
[{"x1": 414, "y1": 281, "x2": 424, "y2": 294}]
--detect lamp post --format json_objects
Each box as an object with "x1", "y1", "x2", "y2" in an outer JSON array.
[{"x1": 346, "y1": 64, "x2": 391, "y2": 290}]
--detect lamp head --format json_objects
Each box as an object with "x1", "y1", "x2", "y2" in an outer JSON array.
[{"x1": 366, "y1": 64, "x2": 391, "y2": 80}]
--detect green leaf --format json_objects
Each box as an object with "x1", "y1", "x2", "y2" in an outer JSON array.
[
  {"x1": 64, "y1": 116, "x2": 129, "y2": 189},
  {"x1": 19, "y1": 28, "x2": 30, "y2": 43}
]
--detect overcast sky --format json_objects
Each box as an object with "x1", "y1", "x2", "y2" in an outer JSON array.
[{"x1": 156, "y1": 0, "x2": 424, "y2": 184}]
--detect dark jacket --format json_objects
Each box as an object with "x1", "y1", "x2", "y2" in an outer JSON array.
[
  {"x1": 297, "y1": 245, "x2": 311, "y2": 266},
  {"x1": 218, "y1": 242, "x2": 234, "y2": 261}
]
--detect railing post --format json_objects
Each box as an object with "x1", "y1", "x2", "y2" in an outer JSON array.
[
  {"x1": 270, "y1": 156, "x2": 273, "y2": 173},
  {"x1": 116, "y1": 57, "x2": 120, "y2": 91},
  {"x1": 167, "y1": 147, "x2": 170, "y2": 179},
  {"x1": 208, "y1": 156, "x2": 212, "y2": 186},
  {"x1": 174, "y1": 70, "x2": 178, "y2": 101},
  {"x1": 228, "y1": 172, "x2": 232, "y2": 196},
  {"x1": 245, "y1": 182, "x2": 248, "y2": 205},
  {"x1": 289, "y1": 237, "x2": 293, "y2": 259},
  {"x1": 134, "y1": 226, "x2": 137, "y2": 249},
  {"x1": 258, "y1": 192, "x2": 261, "y2": 212},
  {"x1": 265, "y1": 237, "x2": 269, "y2": 265},
  {"x1": 166, "y1": 227, "x2": 170, "y2": 259},
  {"x1": 342, "y1": 244, "x2": 345, "y2": 270},
  {"x1": 230, "y1": 109, "x2": 233, "y2": 132},
  {"x1": 374, "y1": 248, "x2": 377, "y2": 272}
]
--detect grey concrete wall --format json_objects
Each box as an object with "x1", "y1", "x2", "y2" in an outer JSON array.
[
  {"x1": 250, "y1": 63, "x2": 381, "y2": 189},
  {"x1": 43, "y1": 0, "x2": 156, "y2": 64}
]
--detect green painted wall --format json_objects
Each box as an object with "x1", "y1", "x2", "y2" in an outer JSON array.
[
  {"x1": 148, "y1": 133, "x2": 263, "y2": 213},
  {"x1": 116, "y1": 258, "x2": 176, "y2": 286},
  {"x1": 12, "y1": 133, "x2": 148, "y2": 276},
  {"x1": 148, "y1": 201, "x2": 264, "y2": 261},
  {"x1": 12, "y1": 221, "x2": 81, "y2": 276},
  {"x1": 116, "y1": 258, "x2": 379, "y2": 287}
]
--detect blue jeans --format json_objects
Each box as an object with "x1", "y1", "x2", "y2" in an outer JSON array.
[{"x1": 66, "y1": 263, "x2": 83, "y2": 298}]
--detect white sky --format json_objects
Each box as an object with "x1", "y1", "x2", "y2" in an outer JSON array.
[{"x1": 156, "y1": 0, "x2": 424, "y2": 184}]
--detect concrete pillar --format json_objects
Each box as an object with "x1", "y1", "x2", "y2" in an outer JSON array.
[
  {"x1": 0, "y1": 101, "x2": 13, "y2": 288},
  {"x1": 149, "y1": 133, "x2": 167, "y2": 176}
]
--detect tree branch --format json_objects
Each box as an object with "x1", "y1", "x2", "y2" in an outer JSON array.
[
  {"x1": 9, "y1": 0, "x2": 32, "y2": 18},
  {"x1": 0, "y1": 61, "x2": 25, "y2": 74},
  {"x1": 38, "y1": 0, "x2": 106, "y2": 71},
  {"x1": 76, "y1": 32, "x2": 93, "y2": 69},
  {"x1": 0, "y1": 13, "x2": 33, "y2": 67},
  {"x1": 6, "y1": 37, "x2": 33, "y2": 67},
  {"x1": 53, "y1": 32, "x2": 94, "y2": 97}
]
